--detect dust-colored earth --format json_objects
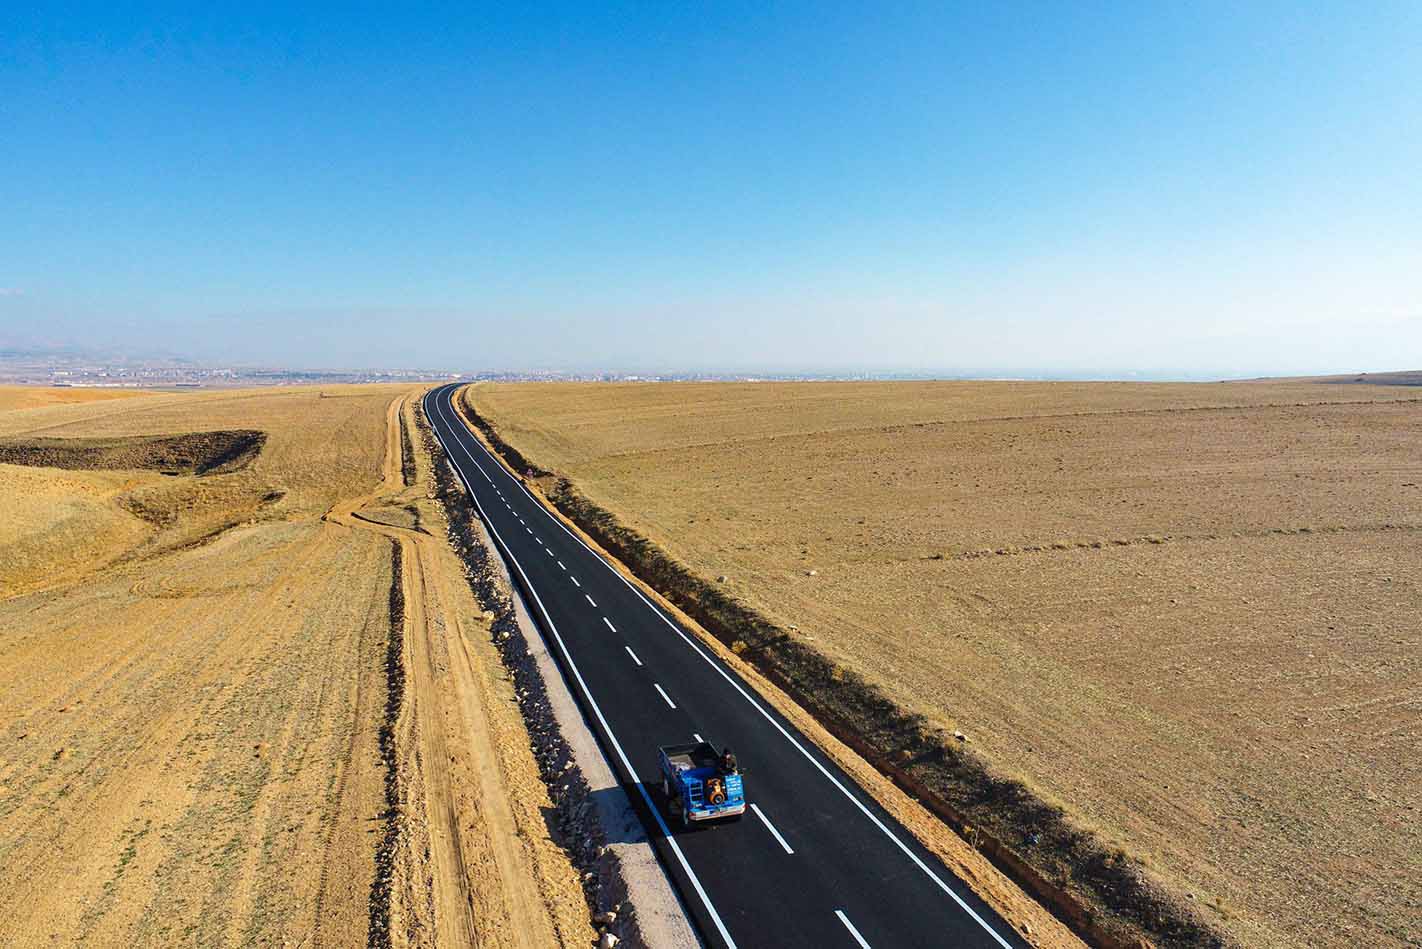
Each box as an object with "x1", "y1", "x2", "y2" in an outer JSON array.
[
  {"x1": 0, "y1": 429, "x2": 266, "y2": 475},
  {"x1": 0, "y1": 385, "x2": 591, "y2": 947},
  {"x1": 1258, "y1": 370, "x2": 1422, "y2": 386},
  {"x1": 471, "y1": 379, "x2": 1422, "y2": 949},
  {"x1": 0, "y1": 385, "x2": 156, "y2": 413}
]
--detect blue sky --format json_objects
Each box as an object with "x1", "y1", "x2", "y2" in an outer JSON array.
[{"x1": 2, "y1": 2, "x2": 1419, "y2": 375}]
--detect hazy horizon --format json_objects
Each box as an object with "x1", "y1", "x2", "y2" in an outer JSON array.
[
  {"x1": 3, "y1": 4, "x2": 1419, "y2": 376},
  {"x1": 5, "y1": 333, "x2": 1415, "y2": 384}
]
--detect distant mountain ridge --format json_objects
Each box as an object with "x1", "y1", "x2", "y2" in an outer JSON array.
[
  {"x1": 1250, "y1": 370, "x2": 1422, "y2": 386},
  {"x1": 0, "y1": 341, "x2": 198, "y2": 367}
]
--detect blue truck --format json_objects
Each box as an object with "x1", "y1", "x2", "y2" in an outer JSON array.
[{"x1": 658, "y1": 740, "x2": 746, "y2": 826}]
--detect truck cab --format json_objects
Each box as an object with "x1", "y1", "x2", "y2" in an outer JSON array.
[{"x1": 658, "y1": 740, "x2": 746, "y2": 826}]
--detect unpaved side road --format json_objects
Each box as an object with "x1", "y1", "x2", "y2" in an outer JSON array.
[{"x1": 328, "y1": 394, "x2": 594, "y2": 947}]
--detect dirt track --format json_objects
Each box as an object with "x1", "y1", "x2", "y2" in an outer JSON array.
[{"x1": 328, "y1": 395, "x2": 592, "y2": 947}]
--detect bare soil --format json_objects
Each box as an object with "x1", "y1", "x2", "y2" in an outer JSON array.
[
  {"x1": 0, "y1": 430, "x2": 266, "y2": 475},
  {"x1": 469, "y1": 379, "x2": 1422, "y2": 949},
  {"x1": 0, "y1": 385, "x2": 592, "y2": 947}
]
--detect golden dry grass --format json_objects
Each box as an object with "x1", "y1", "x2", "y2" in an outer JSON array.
[
  {"x1": 0, "y1": 385, "x2": 156, "y2": 413},
  {"x1": 472, "y1": 379, "x2": 1422, "y2": 949},
  {"x1": 0, "y1": 385, "x2": 591, "y2": 947},
  {"x1": 0, "y1": 465, "x2": 162, "y2": 591},
  {"x1": 0, "y1": 386, "x2": 398, "y2": 600}
]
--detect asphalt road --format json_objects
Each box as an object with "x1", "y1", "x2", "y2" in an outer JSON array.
[{"x1": 425, "y1": 384, "x2": 1031, "y2": 949}]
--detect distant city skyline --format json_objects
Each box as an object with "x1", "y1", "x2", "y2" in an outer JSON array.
[
  {"x1": 3, "y1": 339, "x2": 1413, "y2": 385},
  {"x1": 3, "y1": 4, "x2": 1419, "y2": 375}
]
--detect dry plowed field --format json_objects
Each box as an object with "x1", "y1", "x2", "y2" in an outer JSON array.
[
  {"x1": 471, "y1": 380, "x2": 1422, "y2": 948},
  {"x1": 0, "y1": 385, "x2": 590, "y2": 947}
]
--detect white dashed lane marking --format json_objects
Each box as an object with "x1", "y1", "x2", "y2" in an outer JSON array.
[
  {"x1": 603, "y1": 617, "x2": 617, "y2": 632},
  {"x1": 586, "y1": 594, "x2": 597, "y2": 607},
  {"x1": 625, "y1": 646, "x2": 642, "y2": 666},
  {"x1": 752, "y1": 803, "x2": 795, "y2": 855},
  {"x1": 654, "y1": 683, "x2": 677, "y2": 709},
  {"x1": 836, "y1": 910, "x2": 871, "y2": 948}
]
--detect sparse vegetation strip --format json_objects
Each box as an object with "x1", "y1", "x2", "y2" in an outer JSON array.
[
  {"x1": 459, "y1": 386, "x2": 1232, "y2": 949},
  {"x1": 416, "y1": 398, "x2": 647, "y2": 947},
  {"x1": 398, "y1": 409, "x2": 416, "y2": 487},
  {"x1": 944, "y1": 521, "x2": 1419, "y2": 560}
]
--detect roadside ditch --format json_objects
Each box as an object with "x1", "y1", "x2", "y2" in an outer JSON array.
[{"x1": 368, "y1": 538, "x2": 406, "y2": 949}]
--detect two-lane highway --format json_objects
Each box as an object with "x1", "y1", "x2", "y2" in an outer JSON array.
[{"x1": 426, "y1": 384, "x2": 1029, "y2": 949}]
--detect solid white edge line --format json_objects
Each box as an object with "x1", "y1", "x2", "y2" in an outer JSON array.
[
  {"x1": 425, "y1": 388, "x2": 738, "y2": 949},
  {"x1": 603, "y1": 616, "x2": 617, "y2": 633},
  {"x1": 654, "y1": 683, "x2": 677, "y2": 709},
  {"x1": 835, "y1": 910, "x2": 871, "y2": 948},
  {"x1": 440, "y1": 384, "x2": 1013, "y2": 948},
  {"x1": 586, "y1": 594, "x2": 598, "y2": 608},
  {"x1": 625, "y1": 645, "x2": 643, "y2": 666},
  {"x1": 750, "y1": 803, "x2": 794, "y2": 855}
]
